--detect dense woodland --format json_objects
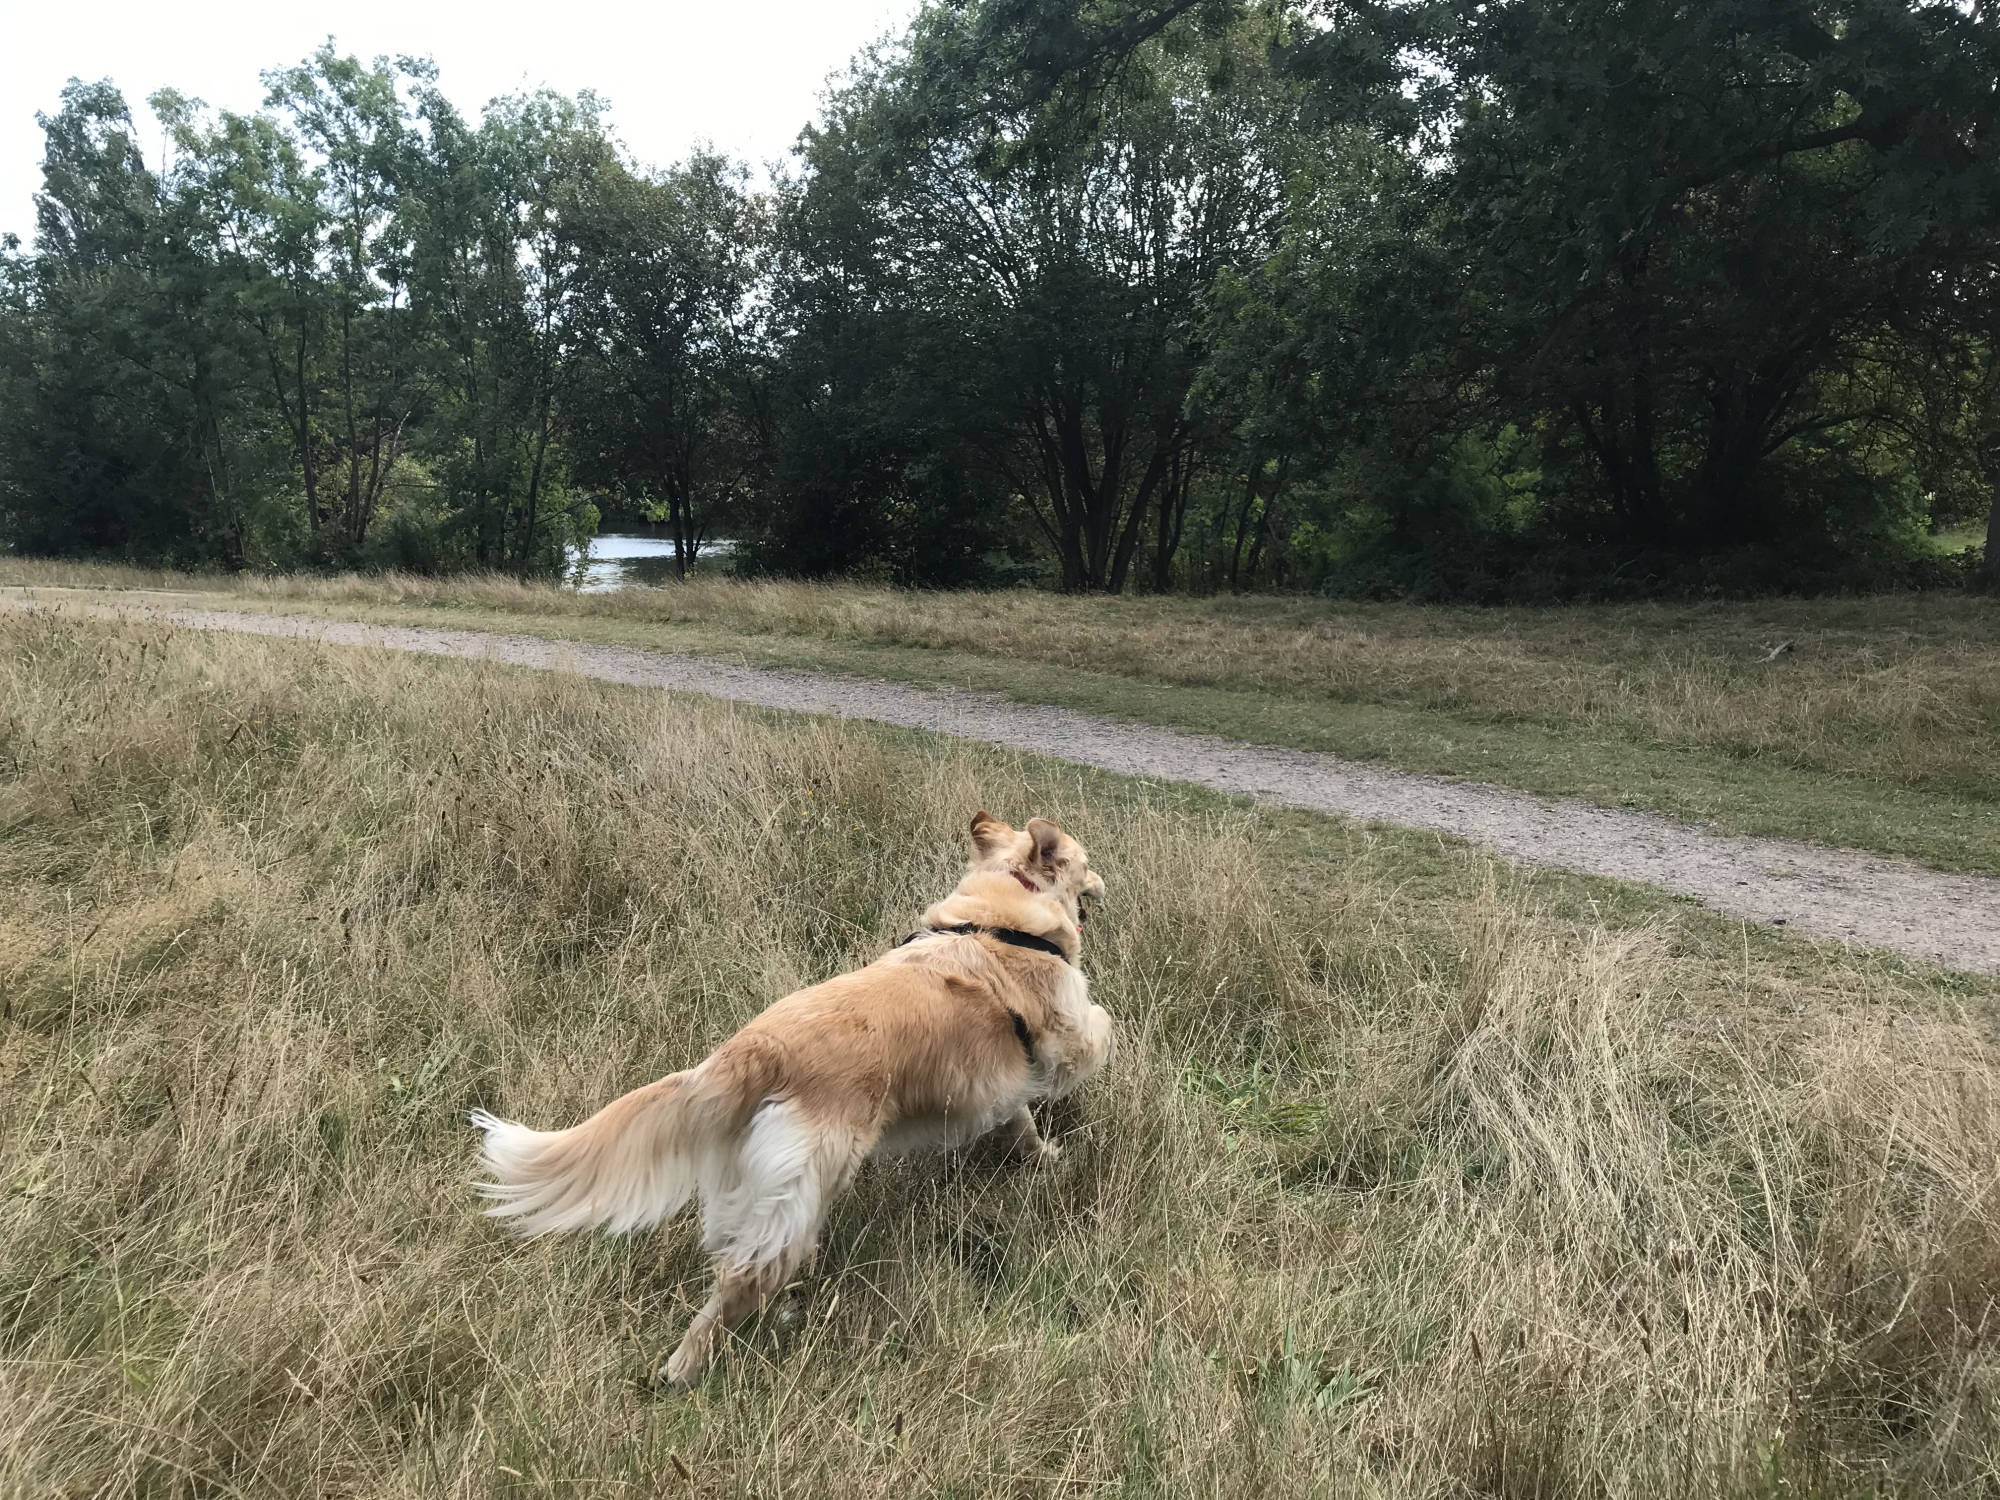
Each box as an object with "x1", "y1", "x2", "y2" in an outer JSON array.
[{"x1": 3, "y1": 0, "x2": 1998, "y2": 597}]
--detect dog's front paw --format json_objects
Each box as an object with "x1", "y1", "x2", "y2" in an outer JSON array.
[{"x1": 659, "y1": 1342, "x2": 706, "y2": 1389}]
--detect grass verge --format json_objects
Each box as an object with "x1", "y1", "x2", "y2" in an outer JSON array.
[
  {"x1": 4, "y1": 562, "x2": 1996, "y2": 872},
  {"x1": 5, "y1": 612, "x2": 2000, "y2": 1495}
]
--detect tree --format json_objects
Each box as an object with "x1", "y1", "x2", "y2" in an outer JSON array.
[
  {"x1": 1194, "y1": 119, "x2": 1454, "y2": 585},
  {"x1": 565, "y1": 151, "x2": 763, "y2": 577},
  {"x1": 188, "y1": 100, "x2": 335, "y2": 545},
  {"x1": 6, "y1": 10, "x2": 1998, "y2": 598},
  {"x1": 1323, "y1": 0, "x2": 2000, "y2": 553},
  {"x1": 767, "y1": 3, "x2": 1294, "y2": 591},
  {"x1": 403, "y1": 84, "x2": 611, "y2": 571},
  {"x1": 0, "y1": 81, "x2": 286, "y2": 566},
  {"x1": 262, "y1": 45, "x2": 420, "y2": 553}
]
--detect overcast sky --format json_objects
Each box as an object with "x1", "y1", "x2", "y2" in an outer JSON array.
[{"x1": 2, "y1": 0, "x2": 922, "y2": 243}]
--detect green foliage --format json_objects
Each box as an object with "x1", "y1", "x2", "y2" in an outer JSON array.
[
  {"x1": 563, "y1": 150, "x2": 763, "y2": 578},
  {"x1": 1242, "y1": 0, "x2": 2000, "y2": 595},
  {"x1": 0, "y1": 82, "x2": 290, "y2": 566},
  {"x1": 750, "y1": 3, "x2": 1297, "y2": 590},
  {"x1": 0, "y1": 52, "x2": 748, "y2": 578},
  {"x1": 3, "y1": 2, "x2": 1998, "y2": 595}
]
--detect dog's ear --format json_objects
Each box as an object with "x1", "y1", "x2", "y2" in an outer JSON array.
[
  {"x1": 970, "y1": 810, "x2": 1014, "y2": 854},
  {"x1": 1026, "y1": 817, "x2": 1065, "y2": 869}
]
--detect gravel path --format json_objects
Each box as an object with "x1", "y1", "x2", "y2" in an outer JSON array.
[{"x1": 15, "y1": 595, "x2": 2000, "y2": 976}]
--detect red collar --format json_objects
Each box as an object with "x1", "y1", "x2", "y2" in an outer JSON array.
[{"x1": 1010, "y1": 868, "x2": 1083, "y2": 935}]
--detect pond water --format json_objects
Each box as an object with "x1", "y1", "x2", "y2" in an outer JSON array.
[{"x1": 573, "y1": 532, "x2": 735, "y2": 592}]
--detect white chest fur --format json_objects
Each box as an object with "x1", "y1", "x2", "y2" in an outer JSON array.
[{"x1": 1048, "y1": 963, "x2": 1092, "y2": 1028}]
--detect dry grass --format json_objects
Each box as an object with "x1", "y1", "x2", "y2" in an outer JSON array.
[
  {"x1": 10, "y1": 560, "x2": 1995, "y2": 802},
  {"x1": 6, "y1": 610, "x2": 2000, "y2": 1495},
  {"x1": 515, "y1": 578, "x2": 1999, "y2": 799}
]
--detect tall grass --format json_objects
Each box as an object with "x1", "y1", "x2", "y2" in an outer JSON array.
[{"x1": 4, "y1": 611, "x2": 2000, "y2": 1495}]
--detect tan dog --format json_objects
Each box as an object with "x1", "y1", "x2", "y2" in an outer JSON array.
[{"x1": 471, "y1": 811, "x2": 1113, "y2": 1385}]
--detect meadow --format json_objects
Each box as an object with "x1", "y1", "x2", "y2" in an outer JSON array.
[
  {"x1": 5, "y1": 608, "x2": 2000, "y2": 1496},
  {"x1": 5, "y1": 560, "x2": 1997, "y2": 871}
]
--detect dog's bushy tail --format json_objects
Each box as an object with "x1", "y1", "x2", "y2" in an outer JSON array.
[{"x1": 471, "y1": 1049, "x2": 772, "y2": 1237}]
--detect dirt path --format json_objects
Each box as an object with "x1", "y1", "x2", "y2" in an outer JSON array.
[{"x1": 14, "y1": 594, "x2": 2000, "y2": 975}]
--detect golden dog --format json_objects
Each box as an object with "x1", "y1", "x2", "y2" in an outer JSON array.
[{"x1": 471, "y1": 811, "x2": 1113, "y2": 1385}]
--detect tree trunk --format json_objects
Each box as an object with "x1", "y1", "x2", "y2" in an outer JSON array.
[
  {"x1": 1979, "y1": 469, "x2": 2000, "y2": 592},
  {"x1": 520, "y1": 405, "x2": 553, "y2": 574},
  {"x1": 1081, "y1": 437, "x2": 1121, "y2": 590},
  {"x1": 1245, "y1": 456, "x2": 1291, "y2": 581},
  {"x1": 1108, "y1": 441, "x2": 1171, "y2": 595},
  {"x1": 258, "y1": 309, "x2": 320, "y2": 537},
  {"x1": 673, "y1": 481, "x2": 691, "y2": 581},
  {"x1": 340, "y1": 298, "x2": 361, "y2": 544},
  {"x1": 1574, "y1": 354, "x2": 1674, "y2": 547},
  {"x1": 1153, "y1": 451, "x2": 1192, "y2": 593},
  {"x1": 1228, "y1": 455, "x2": 1262, "y2": 590},
  {"x1": 293, "y1": 330, "x2": 319, "y2": 534},
  {"x1": 1056, "y1": 512, "x2": 1088, "y2": 591}
]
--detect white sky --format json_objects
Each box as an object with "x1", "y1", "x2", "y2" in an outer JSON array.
[{"x1": 1, "y1": 0, "x2": 922, "y2": 242}]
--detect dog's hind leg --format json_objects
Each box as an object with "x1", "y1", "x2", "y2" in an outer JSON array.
[
  {"x1": 661, "y1": 1100, "x2": 871, "y2": 1387},
  {"x1": 662, "y1": 1243, "x2": 808, "y2": 1388}
]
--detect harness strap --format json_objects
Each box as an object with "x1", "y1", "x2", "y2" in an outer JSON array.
[
  {"x1": 896, "y1": 924, "x2": 1072, "y2": 1068},
  {"x1": 898, "y1": 923, "x2": 1070, "y2": 961}
]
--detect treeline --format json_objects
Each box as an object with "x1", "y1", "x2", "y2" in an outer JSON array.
[
  {"x1": 3, "y1": 1, "x2": 1998, "y2": 597},
  {"x1": 0, "y1": 54, "x2": 758, "y2": 577}
]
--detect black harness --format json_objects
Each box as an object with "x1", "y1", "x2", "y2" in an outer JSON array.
[
  {"x1": 899, "y1": 923, "x2": 1071, "y2": 962},
  {"x1": 897, "y1": 923, "x2": 1071, "y2": 1067}
]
